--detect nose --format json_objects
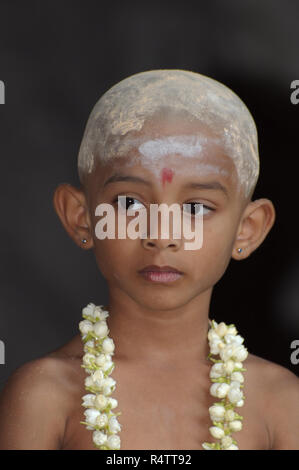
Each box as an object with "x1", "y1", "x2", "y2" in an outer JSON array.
[
  {"x1": 141, "y1": 207, "x2": 183, "y2": 251},
  {"x1": 142, "y1": 236, "x2": 181, "y2": 251}
]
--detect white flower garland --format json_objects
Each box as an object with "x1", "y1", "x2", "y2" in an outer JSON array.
[
  {"x1": 79, "y1": 303, "x2": 121, "y2": 450},
  {"x1": 79, "y1": 303, "x2": 248, "y2": 451},
  {"x1": 202, "y1": 319, "x2": 248, "y2": 450}
]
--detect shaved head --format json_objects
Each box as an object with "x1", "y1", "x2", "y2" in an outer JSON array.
[{"x1": 77, "y1": 69, "x2": 259, "y2": 198}]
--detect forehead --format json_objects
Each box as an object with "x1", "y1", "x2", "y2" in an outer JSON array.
[
  {"x1": 106, "y1": 113, "x2": 237, "y2": 173},
  {"x1": 89, "y1": 115, "x2": 239, "y2": 193},
  {"x1": 104, "y1": 110, "x2": 225, "y2": 157}
]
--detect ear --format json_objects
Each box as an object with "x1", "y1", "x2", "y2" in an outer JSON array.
[
  {"x1": 232, "y1": 198, "x2": 276, "y2": 260},
  {"x1": 53, "y1": 183, "x2": 94, "y2": 249}
]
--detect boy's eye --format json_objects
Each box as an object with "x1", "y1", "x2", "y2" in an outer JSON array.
[
  {"x1": 114, "y1": 196, "x2": 146, "y2": 212},
  {"x1": 183, "y1": 203, "x2": 212, "y2": 216},
  {"x1": 113, "y1": 197, "x2": 213, "y2": 216}
]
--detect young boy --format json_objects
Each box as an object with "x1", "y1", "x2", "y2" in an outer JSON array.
[{"x1": 0, "y1": 69, "x2": 298, "y2": 450}]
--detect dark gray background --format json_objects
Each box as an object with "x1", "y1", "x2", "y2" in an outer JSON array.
[{"x1": 1, "y1": 0, "x2": 299, "y2": 392}]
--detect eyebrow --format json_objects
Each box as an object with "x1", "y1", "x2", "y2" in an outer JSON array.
[
  {"x1": 183, "y1": 181, "x2": 228, "y2": 196},
  {"x1": 103, "y1": 173, "x2": 228, "y2": 196},
  {"x1": 103, "y1": 174, "x2": 151, "y2": 187}
]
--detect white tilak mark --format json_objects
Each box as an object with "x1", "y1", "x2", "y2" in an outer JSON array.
[
  {"x1": 192, "y1": 163, "x2": 229, "y2": 177},
  {"x1": 138, "y1": 135, "x2": 207, "y2": 160}
]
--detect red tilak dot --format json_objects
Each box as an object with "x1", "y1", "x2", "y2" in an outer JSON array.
[{"x1": 161, "y1": 168, "x2": 174, "y2": 186}]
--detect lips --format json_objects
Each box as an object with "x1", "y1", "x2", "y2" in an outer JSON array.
[
  {"x1": 138, "y1": 265, "x2": 183, "y2": 283},
  {"x1": 138, "y1": 265, "x2": 183, "y2": 274}
]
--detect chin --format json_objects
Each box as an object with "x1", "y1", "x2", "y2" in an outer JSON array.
[{"x1": 131, "y1": 291, "x2": 190, "y2": 312}]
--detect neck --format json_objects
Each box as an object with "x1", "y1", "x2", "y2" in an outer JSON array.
[{"x1": 105, "y1": 287, "x2": 213, "y2": 367}]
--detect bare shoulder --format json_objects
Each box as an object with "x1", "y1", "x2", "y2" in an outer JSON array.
[
  {"x1": 0, "y1": 336, "x2": 83, "y2": 450},
  {"x1": 246, "y1": 352, "x2": 299, "y2": 450}
]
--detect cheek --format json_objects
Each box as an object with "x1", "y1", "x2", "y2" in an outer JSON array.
[
  {"x1": 190, "y1": 218, "x2": 235, "y2": 274},
  {"x1": 93, "y1": 238, "x2": 139, "y2": 278},
  {"x1": 188, "y1": 243, "x2": 230, "y2": 291}
]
